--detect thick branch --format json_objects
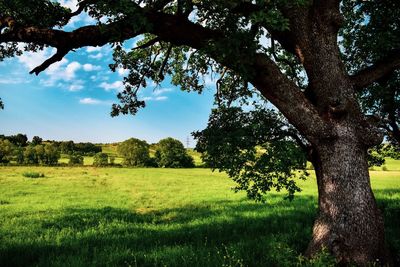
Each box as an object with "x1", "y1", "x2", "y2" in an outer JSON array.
[
  {"x1": 63, "y1": 0, "x2": 93, "y2": 23},
  {"x1": 350, "y1": 48, "x2": 400, "y2": 91},
  {"x1": 29, "y1": 49, "x2": 68, "y2": 75},
  {"x1": 133, "y1": 37, "x2": 161, "y2": 50}
]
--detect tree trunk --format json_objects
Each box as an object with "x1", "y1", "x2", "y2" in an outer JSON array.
[{"x1": 306, "y1": 135, "x2": 388, "y2": 265}]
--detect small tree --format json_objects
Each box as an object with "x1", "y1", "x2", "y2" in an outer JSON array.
[
  {"x1": 34, "y1": 145, "x2": 46, "y2": 164},
  {"x1": 68, "y1": 153, "x2": 84, "y2": 165},
  {"x1": 31, "y1": 136, "x2": 42, "y2": 146},
  {"x1": 43, "y1": 143, "x2": 60, "y2": 165},
  {"x1": 14, "y1": 147, "x2": 24, "y2": 164},
  {"x1": 93, "y1": 152, "x2": 109, "y2": 167},
  {"x1": 59, "y1": 141, "x2": 75, "y2": 154},
  {"x1": 0, "y1": 139, "x2": 14, "y2": 163},
  {"x1": 155, "y1": 138, "x2": 195, "y2": 168},
  {"x1": 24, "y1": 146, "x2": 38, "y2": 165},
  {"x1": 117, "y1": 138, "x2": 150, "y2": 167}
]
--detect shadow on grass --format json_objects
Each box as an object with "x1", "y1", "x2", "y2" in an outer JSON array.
[{"x1": 1, "y1": 191, "x2": 399, "y2": 267}]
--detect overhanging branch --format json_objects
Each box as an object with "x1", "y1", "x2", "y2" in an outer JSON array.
[
  {"x1": 29, "y1": 49, "x2": 68, "y2": 75},
  {"x1": 350, "y1": 48, "x2": 400, "y2": 91}
]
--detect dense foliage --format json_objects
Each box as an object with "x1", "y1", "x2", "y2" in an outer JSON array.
[
  {"x1": 341, "y1": 0, "x2": 400, "y2": 146},
  {"x1": 57, "y1": 141, "x2": 102, "y2": 156},
  {"x1": 68, "y1": 153, "x2": 84, "y2": 166},
  {"x1": 0, "y1": 139, "x2": 13, "y2": 163},
  {"x1": 93, "y1": 152, "x2": 109, "y2": 167},
  {"x1": 117, "y1": 138, "x2": 150, "y2": 167},
  {"x1": 22, "y1": 143, "x2": 60, "y2": 165},
  {"x1": 0, "y1": 134, "x2": 28, "y2": 147},
  {"x1": 195, "y1": 106, "x2": 306, "y2": 201},
  {"x1": 155, "y1": 138, "x2": 194, "y2": 168}
]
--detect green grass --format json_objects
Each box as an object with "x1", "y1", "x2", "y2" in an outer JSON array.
[
  {"x1": 0, "y1": 167, "x2": 399, "y2": 266},
  {"x1": 187, "y1": 149, "x2": 203, "y2": 167}
]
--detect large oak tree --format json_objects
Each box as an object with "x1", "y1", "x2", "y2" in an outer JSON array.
[{"x1": 1, "y1": 0, "x2": 399, "y2": 265}]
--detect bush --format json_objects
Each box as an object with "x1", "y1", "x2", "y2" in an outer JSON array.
[
  {"x1": 109, "y1": 155, "x2": 115, "y2": 165},
  {"x1": 382, "y1": 165, "x2": 388, "y2": 171},
  {"x1": 117, "y1": 138, "x2": 150, "y2": 167},
  {"x1": 155, "y1": 138, "x2": 195, "y2": 168},
  {"x1": 23, "y1": 144, "x2": 60, "y2": 165},
  {"x1": 93, "y1": 153, "x2": 109, "y2": 167},
  {"x1": 69, "y1": 153, "x2": 84, "y2": 165},
  {"x1": 23, "y1": 172, "x2": 45, "y2": 178},
  {"x1": 0, "y1": 139, "x2": 14, "y2": 163}
]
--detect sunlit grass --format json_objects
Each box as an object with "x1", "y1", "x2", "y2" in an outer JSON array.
[{"x1": 0, "y1": 167, "x2": 398, "y2": 266}]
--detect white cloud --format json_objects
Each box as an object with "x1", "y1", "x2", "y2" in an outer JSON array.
[
  {"x1": 83, "y1": 64, "x2": 101, "y2": 71},
  {"x1": 69, "y1": 84, "x2": 84, "y2": 91},
  {"x1": 79, "y1": 97, "x2": 110, "y2": 105},
  {"x1": 0, "y1": 77, "x2": 28, "y2": 84},
  {"x1": 37, "y1": 59, "x2": 82, "y2": 86},
  {"x1": 153, "y1": 88, "x2": 173, "y2": 96},
  {"x1": 86, "y1": 46, "x2": 103, "y2": 53},
  {"x1": 89, "y1": 53, "x2": 103, "y2": 60},
  {"x1": 117, "y1": 68, "x2": 129, "y2": 76},
  {"x1": 140, "y1": 86, "x2": 173, "y2": 102},
  {"x1": 99, "y1": 81, "x2": 124, "y2": 91},
  {"x1": 142, "y1": 96, "x2": 168, "y2": 101},
  {"x1": 65, "y1": 61, "x2": 82, "y2": 79},
  {"x1": 18, "y1": 48, "x2": 52, "y2": 70},
  {"x1": 58, "y1": 0, "x2": 78, "y2": 10}
]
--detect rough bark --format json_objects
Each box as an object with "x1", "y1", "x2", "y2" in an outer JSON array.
[
  {"x1": 306, "y1": 130, "x2": 387, "y2": 265},
  {"x1": 279, "y1": 4, "x2": 389, "y2": 263}
]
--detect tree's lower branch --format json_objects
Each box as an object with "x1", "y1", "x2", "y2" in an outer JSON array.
[
  {"x1": 350, "y1": 48, "x2": 400, "y2": 91},
  {"x1": 29, "y1": 49, "x2": 68, "y2": 75}
]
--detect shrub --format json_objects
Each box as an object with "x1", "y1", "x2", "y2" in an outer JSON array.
[
  {"x1": 155, "y1": 138, "x2": 195, "y2": 168},
  {"x1": 117, "y1": 138, "x2": 150, "y2": 167},
  {"x1": 69, "y1": 153, "x2": 84, "y2": 165},
  {"x1": 93, "y1": 152, "x2": 109, "y2": 167},
  {"x1": 109, "y1": 155, "x2": 115, "y2": 165},
  {"x1": 382, "y1": 165, "x2": 388, "y2": 171},
  {"x1": 43, "y1": 143, "x2": 60, "y2": 165},
  {"x1": 0, "y1": 139, "x2": 14, "y2": 163},
  {"x1": 23, "y1": 172, "x2": 45, "y2": 178}
]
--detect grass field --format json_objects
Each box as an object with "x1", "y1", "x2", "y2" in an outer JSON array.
[{"x1": 0, "y1": 167, "x2": 399, "y2": 266}]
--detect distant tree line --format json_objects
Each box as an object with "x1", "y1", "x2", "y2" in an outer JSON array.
[
  {"x1": 0, "y1": 134, "x2": 101, "y2": 166},
  {"x1": 1, "y1": 133, "x2": 399, "y2": 168},
  {"x1": 53, "y1": 141, "x2": 102, "y2": 156},
  {"x1": 0, "y1": 138, "x2": 60, "y2": 165},
  {"x1": 0, "y1": 134, "x2": 195, "y2": 168}
]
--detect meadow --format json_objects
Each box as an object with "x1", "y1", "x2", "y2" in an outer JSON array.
[{"x1": 0, "y1": 166, "x2": 399, "y2": 266}]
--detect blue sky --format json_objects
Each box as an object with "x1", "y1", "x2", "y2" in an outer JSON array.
[{"x1": 0, "y1": 1, "x2": 216, "y2": 145}]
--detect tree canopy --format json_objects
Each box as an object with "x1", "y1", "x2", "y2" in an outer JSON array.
[
  {"x1": 117, "y1": 137, "x2": 150, "y2": 166},
  {"x1": 155, "y1": 137, "x2": 194, "y2": 168}
]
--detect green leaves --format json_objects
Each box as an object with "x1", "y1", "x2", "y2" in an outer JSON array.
[
  {"x1": 117, "y1": 138, "x2": 150, "y2": 167},
  {"x1": 194, "y1": 106, "x2": 307, "y2": 201},
  {"x1": 154, "y1": 138, "x2": 194, "y2": 168},
  {"x1": 0, "y1": 0, "x2": 70, "y2": 28}
]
